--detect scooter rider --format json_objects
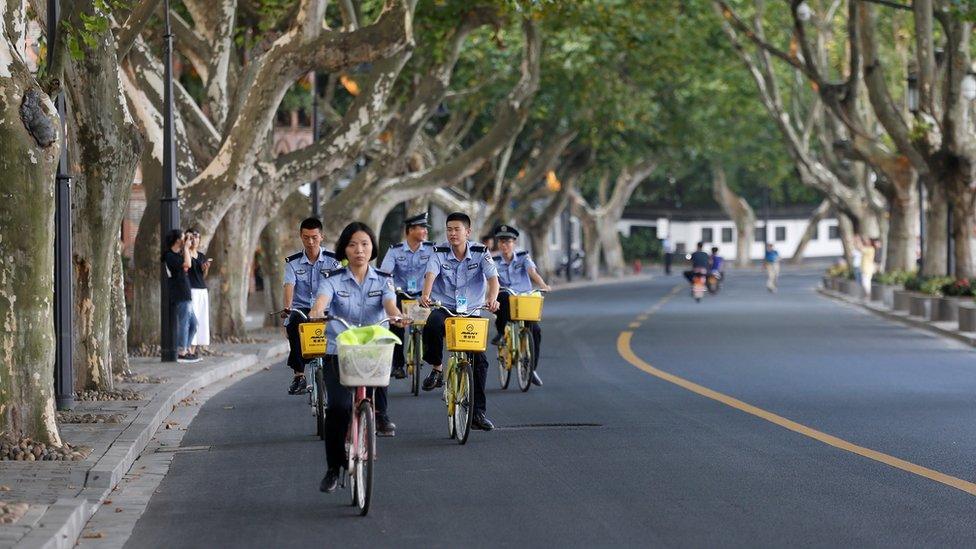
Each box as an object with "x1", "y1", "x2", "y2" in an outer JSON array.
[
  {"x1": 419, "y1": 212, "x2": 500, "y2": 431},
  {"x1": 684, "y1": 241, "x2": 710, "y2": 282},
  {"x1": 379, "y1": 212, "x2": 434, "y2": 380},
  {"x1": 490, "y1": 224, "x2": 551, "y2": 386},
  {"x1": 281, "y1": 217, "x2": 341, "y2": 395}
]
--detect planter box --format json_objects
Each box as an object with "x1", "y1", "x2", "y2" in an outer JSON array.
[
  {"x1": 959, "y1": 302, "x2": 976, "y2": 333},
  {"x1": 872, "y1": 283, "x2": 896, "y2": 305},
  {"x1": 934, "y1": 297, "x2": 964, "y2": 323},
  {"x1": 893, "y1": 290, "x2": 914, "y2": 313},
  {"x1": 909, "y1": 294, "x2": 937, "y2": 319}
]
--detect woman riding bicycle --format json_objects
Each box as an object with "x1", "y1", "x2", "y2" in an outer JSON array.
[
  {"x1": 490, "y1": 224, "x2": 550, "y2": 386},
  {"x1": 307, "y1": 222, "x2": 406, "y2": 494}
]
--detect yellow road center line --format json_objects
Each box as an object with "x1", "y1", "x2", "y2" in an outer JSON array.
[
  {"x1": 628, "y1": 322, "x2": 642, "y2": 329},
  {"x1": 617, "y1": 290, "x2": 976, "y2": 498}
]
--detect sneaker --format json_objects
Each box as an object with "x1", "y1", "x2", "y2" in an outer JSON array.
[
  {"x1": 391, "y1": 365, "x2": 407, "y2": 380},
  {"x1": 320, "y1": 467, "x2": 340, "y2": 493},
  {"x1": 422, "y1": 369, "x2": 443, "y2": 391},
  {"x1": 288, "y1": 376, "x2": 308, "y2": 395},
  {"x1": 177, "y1": 353, "x2": 201, "y2": 363},
  {"x1": 375, "y1": 415, "x2": 396, "y2": 437}
]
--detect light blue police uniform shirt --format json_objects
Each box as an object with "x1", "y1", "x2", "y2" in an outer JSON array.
[
  {"x1": 379, "y1": 240, "x2": 434, "y2": 295},
  {"x1": 425, "y1": 242, "x2": 498, "y2": 311},
  {"x1": 493, "y1": 251, "x2": 537, "y2": 293},
  {"x1": 283, "y1": 247, "x2": 342, "y2": 310},
  {"x1": 316, "y1": 267, "x2": 396, "y2": 354}
]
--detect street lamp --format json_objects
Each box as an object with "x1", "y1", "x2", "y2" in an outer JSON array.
[
  {"x1": 796, "y1": 1, "x2": 813, "y2": 22},
  {"x1": 160, "y1": 0, "x2": 181, "y2": 362},
  {"x1": 49, "y1": 0, "x2": 74, "y2": 411},
  {"x1": 906, "y1": 69, "x2": 920, "y2": 115}
]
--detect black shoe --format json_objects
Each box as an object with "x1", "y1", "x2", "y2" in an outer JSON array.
[
  {"x1": 391, "y1": 365, "x2": 407, "y2": 380},
  {"x1": 472, "y1": 413, "x2": 494, "y2": 431},
  {"x1": 530, "y1": 371, "x2": 543, "y2": 386},
  {"x1": 491, "y1": 333, "x2": 502, "y2": 346},
  {"x1": 288, "y1": 376, "x2": 307, "y2": 395},
  {"x1": 422, "y1": 369, "x2": 443, "y2": 391},
  {"x1": 375, "y1": 415, "x2": 396, "y2": 437},
  {"x1": 319, "y1": 467, "x2": 340, "y2": 493}
]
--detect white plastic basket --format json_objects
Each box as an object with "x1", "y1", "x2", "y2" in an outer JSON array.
[
  {"x1": 401, "y1": 300, "x2": 431, "y2": 325},
  {"x1": 337, "y1": 342, "x2": 395, "y2": 387}
]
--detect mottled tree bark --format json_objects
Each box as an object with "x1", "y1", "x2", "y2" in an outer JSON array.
[
  {"x1": 712, "y1": 165, "x2": 755, "y2": 267},
  {"x1": 110, "y1": 242, "x2": 131, "y2": 376},
  {"x1": 0, "y1": 4, "x2": 63, "y2": 444},
  {"x1": 790, "y1": 200, "x2": 830, "y2": 264}
]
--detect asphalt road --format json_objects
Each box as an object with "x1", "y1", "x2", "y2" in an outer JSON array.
[{"x1": 127, "y1": 270, "x2": 976, "y2": 547}]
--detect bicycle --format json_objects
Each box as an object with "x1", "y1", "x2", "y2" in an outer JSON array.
[
  {"x1": 329, "y1": 313, "x2": 401, "y2": 516},
  {"x1": 495, "y1": 288, "x2": 546, "y2": 392},
  {"x1": 273, "y1": 309, "x2": 328, "y2": 440},
  {"x1": 398, "y1": 290, "x2": 430, "y2": 396},
  {"x1": 427, "y1": 303, "x2": 490, "y2": 445}
]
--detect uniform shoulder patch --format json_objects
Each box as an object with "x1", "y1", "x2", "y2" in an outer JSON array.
[
  {"x1": 323, "y1": 268, "x2": 347, "y2": 278},
  {"x1": 516, "y1": 251, "x2": 529, "y2": 258},
  {"x1": 322, "y1": 249, "x2": 337, "y2": 258},
  {"x1": 492, "y1": 255, "x2": 502, "y2": 262},
  {"x1": 422, "y1": 241, "x2": 435, "y2": 246},
  {"x1": 284, "y1": 251, "x2": 303, "y2": 263},
  {"x1": 470, "y1": 244, "x2": 487, "y2": 253},
  {"x1": 390, "y1": 243, "x2": 404, "y2": 249},
  {"x1": 433, "y1": 246, "x2": 450, "y2": 253},
  {"x1": 374, "y1": 269, "x2": 393, "y2": 277}
]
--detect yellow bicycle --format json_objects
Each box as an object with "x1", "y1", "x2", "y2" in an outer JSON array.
[
  {"x1": 430, "y1": 303, "x2": 490, "y2": 445},
  {"x1": 496, "y1": 289, "x2": 545, "y2": 392}
]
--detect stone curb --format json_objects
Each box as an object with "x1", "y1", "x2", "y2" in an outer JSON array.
[
  {"x1": 817, "y1": 287, "x2": 976, "y2": 349},
  {"x1": 14, "y1": 342, "x2": 288, "y2": 549},
  {"x1": 551, "y1": 273, "x2": 654, "y2": 291}
]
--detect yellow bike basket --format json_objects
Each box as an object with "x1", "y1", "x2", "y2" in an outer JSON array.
[
  {"x1": 401, "y1": 300, "x2": 430, "y2": 326},
  {"x1": 298, "y1": 321, "x2": 328, "y2": 358},
  {"x1": 445, "y1": 317, "x2": 490, "y2": 352},
  {"x1": 510, "y1": 294, "x2": 544, "y2": 321}
]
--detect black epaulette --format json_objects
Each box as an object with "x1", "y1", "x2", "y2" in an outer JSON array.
[
  {"x1": 434, "y1": 246, "x2": 450, "y2": 253},
  {"x1": 323, "y1": 268, "x2": 346, "y2": 278},
  {"x1": 423, "y1": 241, "x2": 435, "y2": 246},
  {"x1": 284, "y1": 251, "x2": 303, "y2": 263},
  {"x1": 471, "y1": 244, "x2": 487, "y2": 253},
  {"x1": 374, "y1": 269, "x2": 393, "y2": 277},
  {"x1": 322, "y1": 249, "x2": 337, "y2": 258},
  {"x1": 492, "y1": 255, "x2": 502, "y2": 263},
  {"x1": 516, "y1": 251, "x2": 529, "y2": 258},
  {"x1": 390, "y1": 243, "x2": 404, "y2": 249}
]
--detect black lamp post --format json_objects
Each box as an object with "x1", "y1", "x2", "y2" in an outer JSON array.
[
  {"x1": 49, "y1": 0, "x2": 74, "y2": 411},
  {"x1": 310, "y1": 72, "x2": 321, "y2": 218},
  {"x1": 160, "y1": 0, "x2": 181, "y2": 362},
  {"x1": 563, "y1": 207, "x2": 572, "y2": 282}
]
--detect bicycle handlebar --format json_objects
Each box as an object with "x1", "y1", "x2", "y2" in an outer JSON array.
[
  {"x1": 427, "y1": 302, "x2": 491, "y2": 317},
  {"x1": 498, "y1": 287, "x2": 549, "y2": 295},
  {"x1": 273, "y1": 309, "x2": 404, "y2": 328}
]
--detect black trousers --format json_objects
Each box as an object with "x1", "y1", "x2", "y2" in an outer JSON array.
[
  {"x1": 285, "y1": 308, "x2": 311, "y2": 374},
  {"x1": 322, "y1": 355, "x2": 388, "y2": 470},
  {"x1": 493, "y1": 291, "x2": 542, "y2": 369},
  {"x1": 422, "y1": 308, "x2": 488, "y2": 414},
  {"x1": 390, "y1": 295, "x2": 407, "y2": 370},
  {"x1": 664, "y1": 253, "x2": 672, "y2": 274}
]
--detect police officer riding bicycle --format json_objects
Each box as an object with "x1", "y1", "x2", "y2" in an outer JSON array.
[
  {"x1": 419, "y1": 212, "x2": 500, "y2": 431},
  {"x1": 379, "y1": 212, "x2": 434, "y2": 380},
  {"x1": 490, "y1": 224, "x2": 551, "y2": 386},
  {"x1": 281, "y1": 217, "x2": 341, "y2": 396}
]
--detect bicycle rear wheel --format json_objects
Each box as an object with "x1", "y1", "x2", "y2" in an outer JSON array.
[
  {"x1": 410, "y1": 330, "x2": 422, "y2": 397},
  {"x1": 497, "y1": 327, "x2": 511, "y2": 390},
  {"x1": 354, "y1": 401, "x2": 374, "y2": 516},
  {"x1": 454, "y1": 358, "x2": 474, "y2": 445},
  {"x1": 314, "y1": 365, "x2": 326, "y2": 439},
  {"x1": 516, "y1": 326, "x2": 537, "y2": 393},
  {"x1": 446, "y1": 356, "x2": 457, "y2": 439}
]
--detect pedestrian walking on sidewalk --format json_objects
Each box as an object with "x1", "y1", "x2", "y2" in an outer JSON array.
[
  {"x1": 187, "y1": 228, "x2": 212, "y2": 354},
  {"x1": 859, "y1": 236, "x2": 879, "y2": 299},
  {"x1": 763, "y1": 243, "x2": 780, "y2": 293}
]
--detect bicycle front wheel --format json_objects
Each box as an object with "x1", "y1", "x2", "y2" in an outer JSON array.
[
  {"x1": 497, "y1": 327, "x2": 511, "y2": 390},
  {"x1": 410, "y1": 330, "x2": 422, "y2": 397},
  {"x1": 454, "y1": 358, "x2": 474, "y2": 445},
  {"x1": 314, "y1": 365, "x2": 326, "y2": 439},
  {"x1": 354, "y1": 401, "x2": 374, "y2": 516},
  {"x1": 517, "y1": 326, "x2": 536, "y2": 393},
  {"x1": 446, "y1": 356, "x2": 457, "y2": 439}
]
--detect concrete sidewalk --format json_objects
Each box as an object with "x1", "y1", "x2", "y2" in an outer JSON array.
[{"x1": 0, "y1": 331, "x2": 288, "y2": 549}]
